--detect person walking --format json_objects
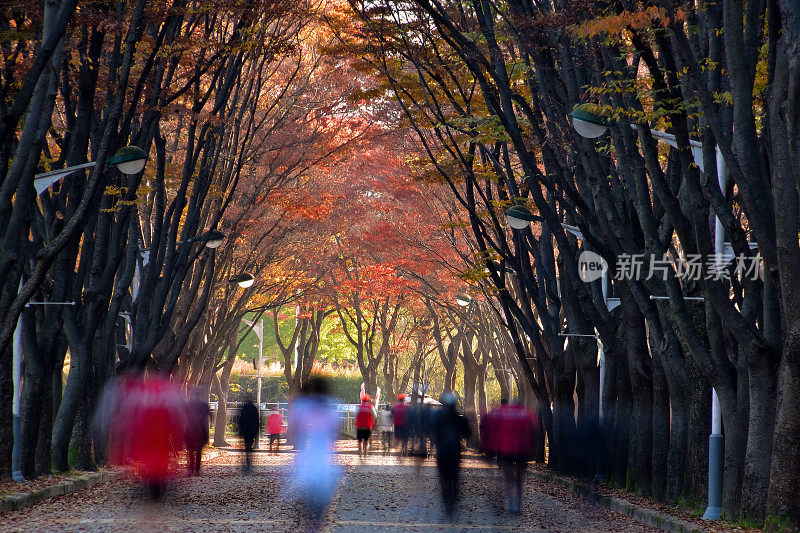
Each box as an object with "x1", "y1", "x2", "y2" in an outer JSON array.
[
  {"x1": 355, "y1": 394, "x2": 377, "y2": 457},
  {"x1": 432, "y1": 392, "x2": 472, "y2": 519},
  {"x1": 391, "y1": 393, "x2": 410, "y2": 455},
  {"x1": 266, "y1": 406, "x2": 285, "y2": 454},
  {"x1": 288, "y1": 376, "x2": 341, "y2": 532},
  {"x1": 378, "y1": 405, "x2": 394, "y2": 454},
  {"x1": 238, "y1": 399, "x2": 259, "y2": 473},
  {"x1": 184, "y1": 387, "x2": 211, "y2": 476},
  {"x1": 481, "y1": 398, "x2": 540, "y2": 514}
]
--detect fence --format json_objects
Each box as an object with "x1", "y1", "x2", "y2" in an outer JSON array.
[{"x1": 210, "y1": 401, "x2": 359, "y2": 438}]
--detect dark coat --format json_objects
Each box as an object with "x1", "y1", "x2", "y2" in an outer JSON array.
[
  {"x1": 184, "y1": 400, "x2": 210, "y2": 450},
  {"x1": 432, "y1": 407, "x2": 472, "y2": 461},
  {"x1": 238, "y1": 401, "x2": 260, "y2": 442}
]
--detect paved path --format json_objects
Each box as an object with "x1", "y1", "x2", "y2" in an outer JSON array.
[{"x1": 0, "y1": 442, "x2": 657, "y2": 532}]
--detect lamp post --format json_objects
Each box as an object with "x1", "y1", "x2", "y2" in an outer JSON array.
[
  {"x1": 569, "y1": 106, "x2": 724, "y2": 520},
  {"x1": 243, "y1": 317, "x2": 264, "y2": 448},
  {"x1": 11, "y1": 147, "x2": 149, "y2": 482}
]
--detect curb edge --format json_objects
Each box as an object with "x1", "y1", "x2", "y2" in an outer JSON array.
[{"x1": 530, "y1": 470, "x2": 707, "y2": 533}]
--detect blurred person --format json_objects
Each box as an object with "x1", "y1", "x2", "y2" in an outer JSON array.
[
  {"x1": 108, "y1": 374, "x2": 184, "y2": 499},
  {"x1": 355, "y1": 394, "x2": 377, "y2": 457},
  {"x1": 481, "y1": 398, "x2": 540, "y2": 514},
  {"x1": 432, "y1": 392, "x2": 472, "y2": 519},
  {"x1": 379, "y1": 405, "x2": 394, "y2": 454},
  {"x1": 392, "y1": 393, "x2": 410, "y2": 455},
  {"x1": 408, "y1": 400, "x2": 422, "y2": 455},
  {"x1": 238, "y1": 399, "x2": 259, "y2": 473},
  {"x1": 288, "y1": 376, "x2": 341, "y2": 532},
  {"x1": 184, "y1": 387, "x2": 211, "y2": 475},
  {"x1": 417, "y1": 402, "x2": 434, "y2": 457},
  {"x1": 267, "y1": 405, "x2": 285, "y2": 454}
]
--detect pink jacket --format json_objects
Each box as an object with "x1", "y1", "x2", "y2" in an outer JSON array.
[{"x1": 481, "y1": 404, "x2": 539, "y2": 458}]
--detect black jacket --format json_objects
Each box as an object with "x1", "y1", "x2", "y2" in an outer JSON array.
[
  {"x1": 432, "y1": 407, "x2": 472, "y2": 459},
  {"x1": 238, "y1": 402, "x2": 259, "y2": 441}
]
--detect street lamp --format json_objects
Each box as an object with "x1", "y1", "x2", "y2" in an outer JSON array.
[
  {"x1": 456, "y1": 295, "x2": 471, "y2": 307},
  {"x1": 202, "y1": 230, "x2": 225, "y2": 249},
  {"x1": 105, "y1": 145, "x2": 148, "y2": 176},
  {"x1": 176, "y1": 230, "x2": 226, "y2": 249},
  {"x1": 229, "y1": 273, "x2": 255, "y2": 288},
  {"x1": 34, "y1": 145, "x2": 148, "y2": 195},
  {"x1": 505, "y1": 204, "x2": 541, "y2": 230},
  {"x1": 568, "y1": 107, "x2": 611, "y2": 139},
  {"x1": 569, "y1": 105, "x2": 724, "y2": 520}
]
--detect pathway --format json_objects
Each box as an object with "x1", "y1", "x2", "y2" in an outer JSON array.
[{"x1": 0, "y1": 442, "x2": 658, "y2": 532}]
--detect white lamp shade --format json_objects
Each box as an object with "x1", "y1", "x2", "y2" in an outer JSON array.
[
  {"x1": 116, "y1": 157, "x2": 147, "y2": 175},
  {"x1": 506, "y1": 213, "x2": 532, "y2": 230},
  {"x1": 571, "y1": 117, "x2": 608, "y2": 139},
  {"x1": 238, "y1": 277, "x2": 255, "y2": 288},
  {"x1": 205, "y1": 237, "x2": 224, "y2": 249}
]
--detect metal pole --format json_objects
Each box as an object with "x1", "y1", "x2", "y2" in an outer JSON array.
[
  {"x1": 599, "y1": 274, "x2": 608, "y2": 424},
  {"x1": 294, "y1": 306, "x2": 300, "y2": 370},
  {"x1": 12, "y1": 299, "x2": 24, "y2": 482},
  {"x1": 256, "y1": 319, "x2": 263, "y2": 449},
  {"x1": 703, "y1": 145, "x2": 726, "y2": 521}
]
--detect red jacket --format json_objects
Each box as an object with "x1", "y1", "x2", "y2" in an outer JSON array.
[
  {"x1": 391, "y1": 402, "x2": 409, "y2": 428},
  {"x1": 355, "y1": 402, "x2": 375, "y2": 429},
  {"x1": 480, "y1": 404, "x2": 539, "y2": 459}
]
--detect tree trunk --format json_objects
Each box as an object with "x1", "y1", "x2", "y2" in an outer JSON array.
[
  {"x1": 443, "y1": 339, "x2": 457, "y2": 393},
  {"x1": 462, "y1": 366, "x2": 477, "y2": 418},
  {"x1": 550, "y1": 351, "x2": 576, "y2": 475},
  {"x1": 622, "y1": 286, "x2": 653, "y2": 497},
  {"x1": 212, "y1": 388, "x2": 229, "y2": 448},
  {"x1": 213, "y1": 356, "x2": 235, "y2": 447},
  {"x1": 766, "y1": 18, "x2": 800, "y2": 523},
  {"x1": 573, "y1": 338, "x2": 599, "y2": 478},
  {"x1": 477, "y1": 367, "x2": 487, "y2": 416},
  {"x1": 462, "y1": 365, "x2": 478, "y2": 446},
  {"x1": 35, "y1": 364, "x2": 56, "y2": 476},
  {"x1": 19, "y1": 318, "x2": 45, "y2": 478},
  {"x1": 51, "y1": 339, "x2": 89, "y2": 471},
  {"x1": 574, "y1": 339, "x2": 599, "y2": 428},
  {"x1": 666, "y1": 382, "x2": 689, "y2": 502},
  {"x1": 722, "y1": 346, "x2": 749, "y2": 518},
  {"x1": 494, "y1": 366, "x2": 510, "y2": 401},
  {"x1": 651, "y1": 353, "x2": 670, "y2": 501},
  {"x1": 740, "y1": 343, "x2": 777, "y2": 522},
  {"x1": 685, "y1": 356, "x2": 711, "y2": 503},
  {"x1": 70, "y1": 379, "x2": 96, "y2": 471},
  {"x1": 611, "y1": 344, "x2": 632, "y2": 487},
  {"x1": 767, "y1": 327, "x2": 800, "y2": 523}
]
